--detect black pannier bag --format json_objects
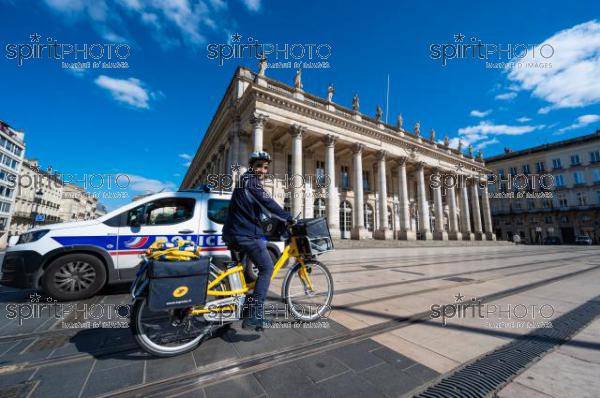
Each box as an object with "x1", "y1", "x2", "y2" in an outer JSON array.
[
  {"x1": 292, "y1": 217, "x2": 334, "y2": 255},
  {"x1": 147, "y1": 258, "x2": 210, "y2": 311}
]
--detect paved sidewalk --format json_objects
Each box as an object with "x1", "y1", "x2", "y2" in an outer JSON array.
[{"x1": 498, "y1": 317, "x2": 600, "y2": 398}]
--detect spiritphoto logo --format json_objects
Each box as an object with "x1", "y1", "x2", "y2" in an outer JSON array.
[
  {"x1": 207, "y1": 33, "x2": 332, "y2": 68},
  {"x1": 430, "y1": 33, "x2": 554, "y2": 69},
  {"x1": 4, "y1": 33, "x2": 131, "y2": 68},
  {"x1": 430, "y1": 292, "x2": 555, "y2": 327}
]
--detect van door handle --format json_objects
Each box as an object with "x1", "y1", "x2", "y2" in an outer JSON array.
[
  {"x1": 203, "y1": 229, "x2": 217, "y2": 233},
  {"x1": 178, "y1": 229, "x2": 194, "y2": 234}
]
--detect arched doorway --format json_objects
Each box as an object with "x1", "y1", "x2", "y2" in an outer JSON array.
[{"x1": 339, "y1": 200, "x2": 352, "y2": 239}]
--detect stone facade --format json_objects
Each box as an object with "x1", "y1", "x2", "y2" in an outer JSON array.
[
  {"x1": 0, "y1": 121, "x2": 25, "y2": 248},
  {"x1": 182, "y1": 66, "x2": 495, "y2": 241},
  {"x1": 486, "y1": 130, "x2": 600, "y2": 244},
  {"x1": 10, "y1": 159, "x2": 64, "y2": 237}
]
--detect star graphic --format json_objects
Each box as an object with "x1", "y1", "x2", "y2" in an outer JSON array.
[
  {"x1": 454, "y1": 33, "x2": 465, "y2": 42},
  {"x1": 30, "y1": 33, "x2": 41, "y2": 43},
  {"x1": 29, "y1": 292, "x2": 41, "y2": 302},
  {"x1": 454, "y1": 292, "x2": 465, "y2": 302},
  {"x1": 455, "y1": 162, "x2": 464, "y2": 173},
  {"x1": 231, "y1": 33, "x2": 242, "y2": 42},
  {"x1": 230, "y1": 163, "x2": 241, "y2": 173}
]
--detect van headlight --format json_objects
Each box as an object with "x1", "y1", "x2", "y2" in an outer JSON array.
[{"x1": 17, "y1": 230, "x2": 49, "y2": 244}]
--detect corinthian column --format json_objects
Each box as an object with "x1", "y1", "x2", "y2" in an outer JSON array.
[
  {"x1": 351, "y1": 143, "x2": 367, "y2": 239},
  {"x1": 397, "y1": 158, "x2": 416, "y2": 240},
  {"x1": 432, "y1": 168, "x2": 448, "y2": 240},
  {"x1": 290, "y1": 124, "x2": 304, "y2": 218},
  {"x1": 374, "y1": 150, "x2": 392, "y2": 240},
  {"x1": 481, "y1": 181, "x2": 496, "y2": 240},
  {"x1": 471, "y1": 181, "x2": 484, "y2": 240},
  {"x1": 459, "y1": 181, "x2": 474, "y2": 240},
  {"x1": 416, "y1": 162, "x2": 432, "y2": 240},
  {"x1": 447, "y1": 184, "x2": 462, "y2": 240},
  {"x1": 251, "y1": 113, "x2": 268, "y2": 152},
  {"x1": 324, "y1": 134, "x2": 340, "y2": 238}
]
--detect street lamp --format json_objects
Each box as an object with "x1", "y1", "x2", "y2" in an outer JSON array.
[{"x1": 31, "y1": 189, "x2": 43, "y2": 229}]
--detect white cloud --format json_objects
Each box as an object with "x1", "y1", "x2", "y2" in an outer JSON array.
[
  {"x1": 470, "y1": 109, "x2": 492, "y2": 118},
  {"x1": 557, "y1": 114, "x2": 600, "y2": 133},
  {"x1": 44, "y1": 0, "x2": 222, "y2": 47},
  {"x1": 506, "y1": 20, "x2": 600, "y2": 113},
  {"x1": 516, "y1": 116, "x2": 531, "y2": 123},
  {"x1": 178, "y1": 153, "x2": 193, "y2": 160},
  {"x1": 475, "y1": 138, "x2": 499, "y2": 150},
  {"x1": 94, "y1": 75, "x2": 157, "y2": 109},
  {"x1": 241, "y1": 0, "x2": 261, "y2": 11},
  {"x1": 495, "y1": 92, "x2": 517, "y2": 101},
  {"x1": 127, "y1": 174, "x2": 177, "y2": 194},
  {"x1": 448, "y1": 121, "x2": 544, "y2": 151},
  {"x1": 458, "y1": 121, "x2": 543, "y2": 136}
]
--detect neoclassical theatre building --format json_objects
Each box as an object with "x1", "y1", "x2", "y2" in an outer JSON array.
[{"x1": 181, "y1": 65, "x2": 496, "y2": 241}]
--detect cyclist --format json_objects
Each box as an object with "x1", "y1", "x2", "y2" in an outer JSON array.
[{"x1": 222, "y1": 150, "x2": 294, "y2": 331}]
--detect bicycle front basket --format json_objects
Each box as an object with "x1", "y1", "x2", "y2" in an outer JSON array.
[{"x1": 293, "y1": 217, "x2": 334, "y2": 255}]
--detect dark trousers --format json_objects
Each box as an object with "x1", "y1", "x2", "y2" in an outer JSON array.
[{"x1": 225, "y1": 237, "x2": 274, "y2": 306}]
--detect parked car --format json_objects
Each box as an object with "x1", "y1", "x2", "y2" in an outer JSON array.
[
  {"x1": 575, "y1": 235, "x2": 593, "y2": 245},
  {"x1": 1, "y1": 187, "x2": 283, "y2": 301},
  {"x1": 543, "y1": 236, "x2": 561, "y2": 245}
]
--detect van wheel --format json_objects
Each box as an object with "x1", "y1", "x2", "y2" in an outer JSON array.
[
  {"x1": 244, "y1": 249, "x2": 278, "y2": 282},
  {"x1": 41, "y1": 254, "x2": 107, "y2": 301}
]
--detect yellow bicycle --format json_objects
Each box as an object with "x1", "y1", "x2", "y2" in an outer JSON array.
[{"x1": 130, "y1": 218, "x2": 334, "y2": 357}]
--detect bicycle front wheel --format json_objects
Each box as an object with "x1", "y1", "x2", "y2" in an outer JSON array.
[{"x1": 283, "y1": 260, "x2": 334, "y2": 322}]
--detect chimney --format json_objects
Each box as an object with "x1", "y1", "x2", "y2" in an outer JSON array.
[{"x1": 30, "y1": 159, "x2": 39, "y2": 168}]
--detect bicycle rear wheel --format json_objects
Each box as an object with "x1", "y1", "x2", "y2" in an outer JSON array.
[
  {"x1": 131, "y1": 266, "x2": 228, "y2": 357},
  {"x1": 283, "y1": 260, "x2": 333, "y2": 322}
]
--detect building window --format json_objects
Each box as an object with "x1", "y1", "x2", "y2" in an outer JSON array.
[
  {"x1": 339, "y1": 201, "x2": 352, "y2": 232},
  {"x1": 522, "y1": 164, "x2": 530, "y2": 174},
  {"x1": 340, "y1": 166, "x2": 350, "y2": 189},
  {"x1": 593, "y1": 169, "x2": 600, "y2": 183},
  {"x1": 364, "y1": 203, "x2": 374, "y2": 232},
  {"x1": 387, "y1": 206, "x2": 393, "y2": 229},
  {"x1": 497, "y1": 169, "x2": 505, "y2": 178},
  {"x1": 542, "y1": 199, "x2": 551, "y2": 208},
  {"x1": 544, "y1": 216, "x2": 552, "y2": 224},
  {"x1": 535, "y1": 161, "x2": 545, "y2": 173},
  {"x1": 286, "y1": 154, "x2": 292, "y2": 177},
  {"x1": 572, "y1": 171, "x2": 585, "y2": 185},
  {"x1": 570, "y1": 154, "x2": 580, "y2": 166},
  {"x1": 552, "y1": 158, "x2": 562, "y2": 169},
  {"x1": 577, "y1": 192, "x2": 588, "y2": 206},
  {"x1": 558, "y1": 195, "x2": 568, "y2": 208},
  {"x1": 509, "y1": 167, "x2": 518, "y2": 176},
  {"x1": 314, "y1": 198, "x2": 326, "y2": 218},
  {"x1": 555, "y1": 175, "x2": 565, "y2": 187},
  {"x1": 363, "y1": 170, "x2": 370, "y2": 192},
  {"x1": 591, "y1": 151, "x2": 600, "y2": 163},
  {"x1": 597, "y1": 191, "x2": 600, "y2": 204},
  {"x1": 527, "y1": 199, "x2": 535, "y2": 209},
  {"x1": 315, "y1": 160, "x2": 325, "y2": 185}
]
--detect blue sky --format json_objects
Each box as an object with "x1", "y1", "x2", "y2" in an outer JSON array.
[{"x1": 1, "y1": 0, "x2": 600, "y2": 210}]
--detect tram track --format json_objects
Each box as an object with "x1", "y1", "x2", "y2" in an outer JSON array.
[
  {"x1": 100, "y1": 262, "x2": 600, "y2": 398},
  {"x1": 0, "y1": 258, "x2": 597, "y2": 397}
]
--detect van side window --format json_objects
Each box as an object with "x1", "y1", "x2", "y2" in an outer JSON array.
[
  {"x1": 207, "y1": 199, "x2": 229, "y2": 224},
  {"x1": 145, "y1": 198, "x2": 195, "y2": 225},
  {"x1": 126, "y1": 198, "x2": 195, "y2": 226}
]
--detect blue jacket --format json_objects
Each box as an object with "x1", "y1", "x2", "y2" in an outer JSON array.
[{"x1": 223, "y1": 171, "x2": 293, "y2": 239}]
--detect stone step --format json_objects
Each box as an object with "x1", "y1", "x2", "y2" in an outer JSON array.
[{"x1": 332, "y1": 238, "x2": 514, "y2": 249}]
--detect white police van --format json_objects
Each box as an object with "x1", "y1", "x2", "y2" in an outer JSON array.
[{"x1": 0, "y1": 188, "x2": 281, "y2": 301}]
